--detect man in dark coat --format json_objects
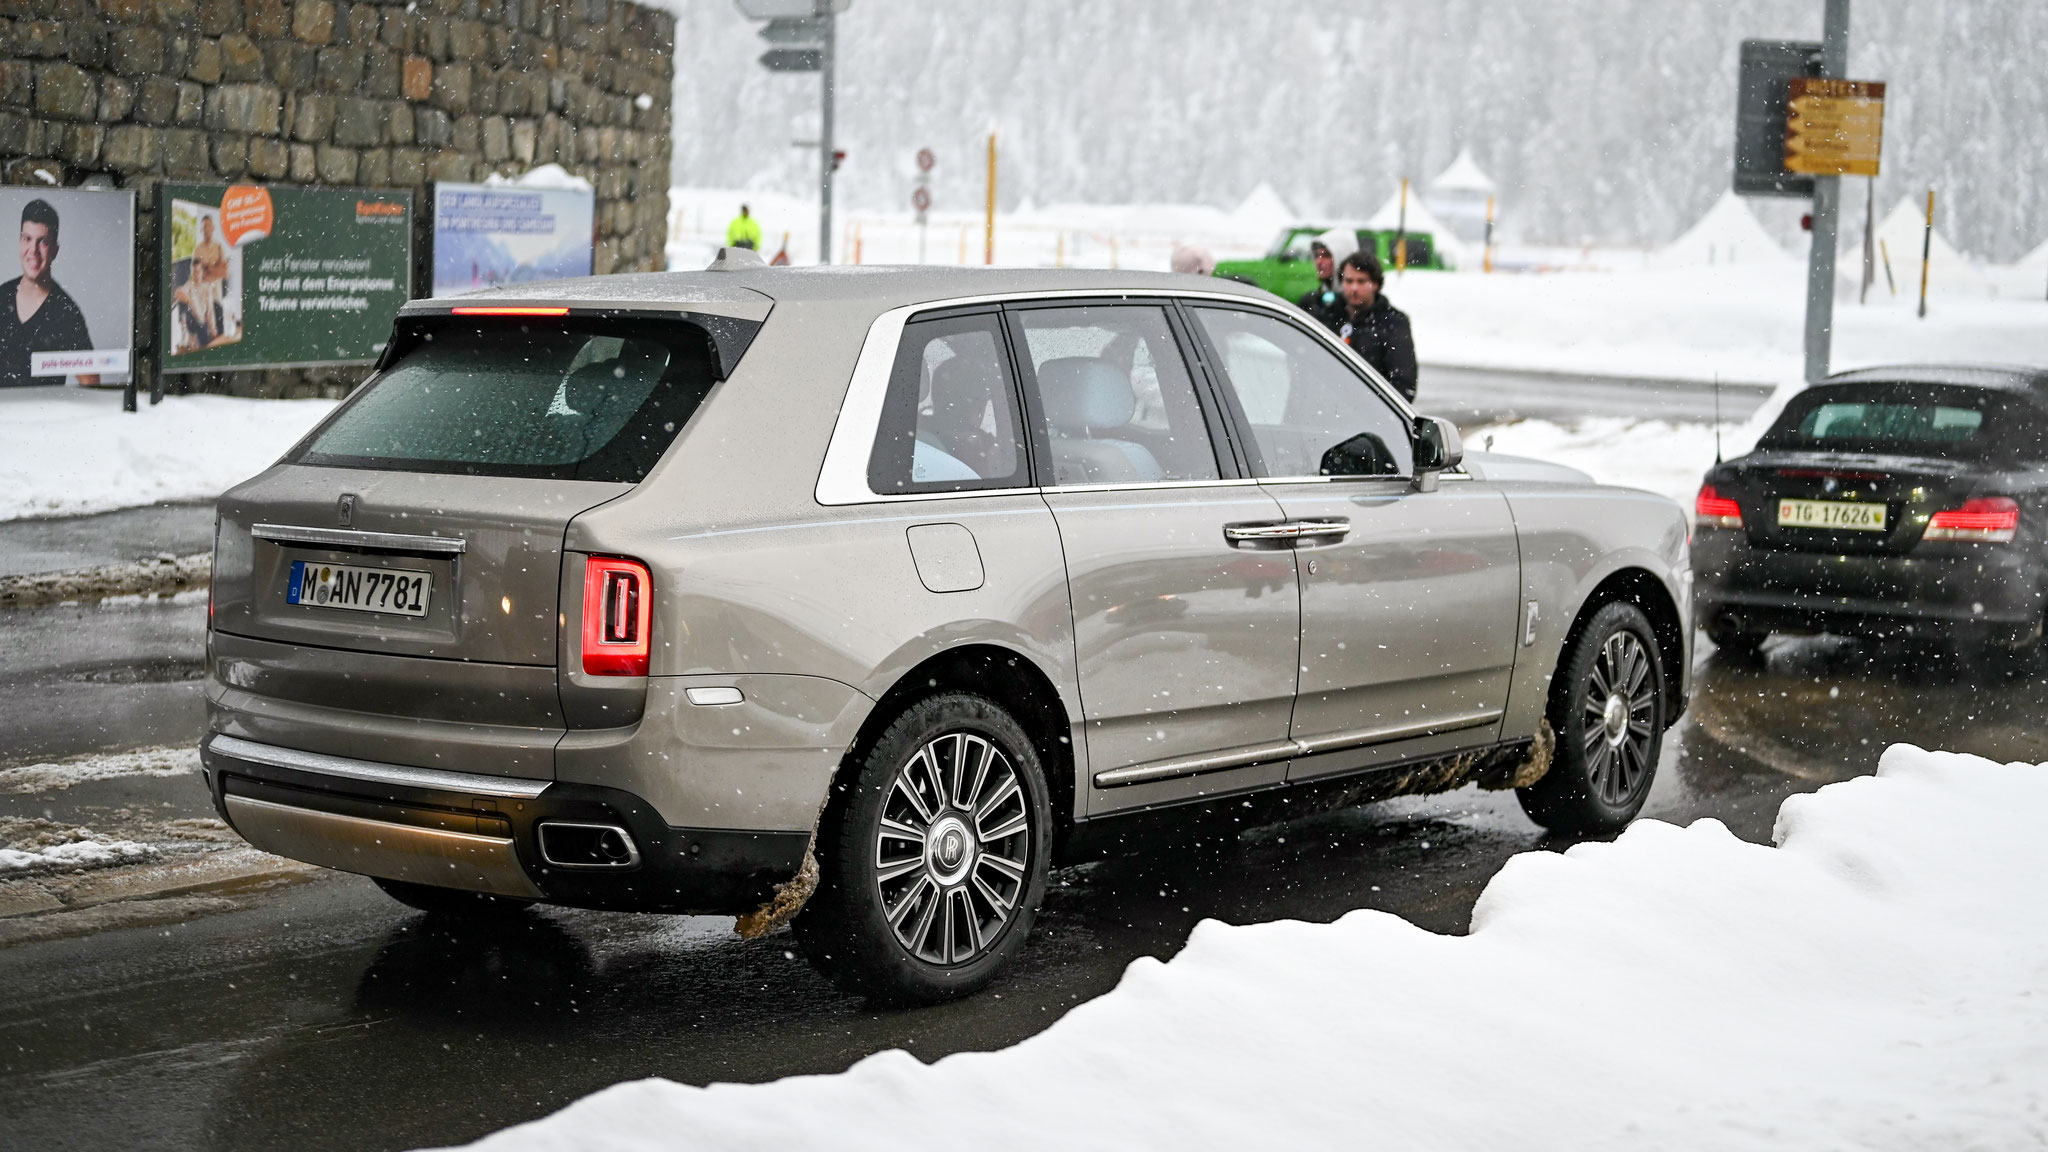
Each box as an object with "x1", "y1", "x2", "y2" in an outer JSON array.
[{"x1": 1336, "y1": 249, "x2": 1417, "y2": 401}]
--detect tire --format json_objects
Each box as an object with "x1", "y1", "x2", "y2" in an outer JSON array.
[
  {"x1": 372, "y1": 876, "x2": 537, "y2": 917},
  {"x1": 1704, "y1": 617, "x2": 1767, "y2": 665},
  {"x1": 1519, "y1": 601, "x2": 1666, "y2": 835},
  {"x1": 793, "y1": 693, "x2": 1052, "y2": 1004}
]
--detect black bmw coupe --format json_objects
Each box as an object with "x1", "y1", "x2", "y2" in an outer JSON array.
[{"x1": 1694, "y1": 364, "x2": 2048, "y2": 666}]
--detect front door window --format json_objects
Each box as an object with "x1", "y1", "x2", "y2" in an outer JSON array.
[{"x1": 1187, "y1": 306, "x2": 1412, "y2": 480}]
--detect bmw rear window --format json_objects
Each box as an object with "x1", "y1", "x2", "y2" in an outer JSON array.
[
  {"x1": 1761, "y1": 387, "x2": 2044, "y2": 461},
  {"x1": 292, "y1": 315, "x2": 754, "y2": 482}
]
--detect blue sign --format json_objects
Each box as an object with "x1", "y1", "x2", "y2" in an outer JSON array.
[{"x1": 430, "y1": 182, "x2": 595, "y2": 297}]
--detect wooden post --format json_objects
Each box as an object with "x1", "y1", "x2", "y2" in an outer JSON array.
[
  {"x1": 1056, "y1": 232, "x2": 1065, "y2": 268},
  {"x1": 984, "y1": 132, "x2": 998, "y2": 266},
  {"x1": 1483, "y1": 194, "x2": 1495, "y2": 274},
  {"x1": 1917, "y1": 188, "x2": 1933, "y2": 319},
  {"x1": 1394, "y1": 178, "x2": 1409, "y2": 273}
]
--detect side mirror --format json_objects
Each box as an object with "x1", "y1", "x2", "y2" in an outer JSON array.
[{"x1": 1412, "y1": 415, "x2": 1463, "y2": 492}]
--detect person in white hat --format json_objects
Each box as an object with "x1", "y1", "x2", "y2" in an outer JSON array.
[{"x1": 1295, "y1": 226, "x2": 1358, "y2": 333}]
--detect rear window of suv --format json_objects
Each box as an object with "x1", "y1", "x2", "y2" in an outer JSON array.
[{"x1": 293, "y1": 316, "x2": 746, "y2": 482}]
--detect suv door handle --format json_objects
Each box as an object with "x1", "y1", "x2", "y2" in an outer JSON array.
[
  {"x1": 1223, "y1": 521, "x2": 1301, "y2": 542},
  {"x1": 1290, "y1": 519, "x2": 1351, "y2": 542}
]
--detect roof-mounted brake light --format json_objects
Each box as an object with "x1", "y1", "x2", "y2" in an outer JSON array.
[{"x1": 450, "y1": 306, "x2": 570, "y2": 316}]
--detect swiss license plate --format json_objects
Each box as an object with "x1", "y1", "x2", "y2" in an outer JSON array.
[
  {"x1": 1777, "y1": 498, "x2": 1887, "y2": 532},
  {"x1": 287, "y1": 560, "x2": 432, "y2": 617}
]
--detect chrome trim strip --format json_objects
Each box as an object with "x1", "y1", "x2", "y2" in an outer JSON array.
[
  {"x1": 1091, "y1": 708, "x2": 1503, "y2": 788},
  {"x1": 207, "y1": 733, "x2": 550, "y2": 799},
  {"x1": 224, "y1": 793, "x2": 544, "y2": 899},
  {"x1": 252, "y1": 523, "x2": 467, "y2": 555},
  {"x1": 1292, "y1": 708, "x2": 1504, "y2": 756},
  {"x1": 1092, "y1": 740, "x2": 1302, "y2": 789}
]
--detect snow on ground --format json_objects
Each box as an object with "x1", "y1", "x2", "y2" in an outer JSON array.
[
  {"x1": 1470, "y1": 418, "x2": 1721, "y2": 511},
  {"x1": 0, "y1": 830, "x2": 155, "y2": 874},
  {"x1": 0, "y1": 387, "x2": 336, "y2": 521},
  {"x1": 451, "y1": 745, "x2": 2048, "y2": 1152},
  {"x1": 670, "y1": 186, "x2": 2048, "y2": 387},
  {"x1": 0, "y1": 746, "x2": 200, "y2": 793},
  {"x1": 1396, "y1": 263, "x2": 2048, "y2": 385}
]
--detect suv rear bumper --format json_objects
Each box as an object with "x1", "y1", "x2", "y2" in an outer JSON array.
[{"x1": 201, "y1": 734, "x2": 809, "y2": 915}]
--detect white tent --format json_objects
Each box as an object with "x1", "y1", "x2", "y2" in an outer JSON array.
[
  {"x1": 1423, "y1": 148, "x2": 1497, "y2": 245},
  {"x1": 1652, "y1": 190, "x2": 1791, "y2": 268},
  {"x1": 1365, "y1": 187, "x2": 1468, "y2": 269},
  {"x1": 1872, "y1": 194, "x2": 1986, "y2": 298},
  {"x1": 1229, "y1": 182, "x2": 1296, "y2": 237}
]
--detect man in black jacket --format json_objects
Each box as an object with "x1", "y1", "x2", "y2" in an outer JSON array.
[{"x1": 1336, "y1": 249, "x2": 1416, "y2": 401}]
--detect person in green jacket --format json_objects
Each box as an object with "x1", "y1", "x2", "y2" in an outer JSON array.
[{"x1": 725, "y1": 204, "x2": 762, "y2": 251}]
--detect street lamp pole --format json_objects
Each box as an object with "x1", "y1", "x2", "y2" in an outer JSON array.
[{"x1": 818, "y1": 10, "x2": 835, "y2": 264}]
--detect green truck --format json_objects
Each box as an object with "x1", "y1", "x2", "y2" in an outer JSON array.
[{"x1": 1214, "y1": 225, "x2": 1447, "y2": 301}]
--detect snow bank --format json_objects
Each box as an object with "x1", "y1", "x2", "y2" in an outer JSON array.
[
  {"x1": 0, "y1": 388, "x2": 336, "y2": 521},
  {"x1": 0, "y1": 833, "x2": 155, "y2": 874},
  {"x1": 0, "y1": 746, "x2": 200, "y2": 794},
  {"x1": 447, "y1": 745, "x2": 2048, "y2": 1152},
  {"x1": 1397, "y1": 263, "x2": 2048, "y2": 384}
]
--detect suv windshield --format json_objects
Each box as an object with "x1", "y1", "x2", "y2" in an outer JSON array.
[{"x1": 294, "y1": 316, "x2": 744, "y2": 481}]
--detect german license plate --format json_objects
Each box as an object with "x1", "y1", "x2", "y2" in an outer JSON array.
[
  {"x1": 1777, "y1": 498, "x2": 1886, "y2": 532},
  {"x1": 287, "y1": 560, "x2": 432, "y2": 617}
]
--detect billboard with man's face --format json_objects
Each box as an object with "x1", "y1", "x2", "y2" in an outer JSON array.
[
  {"x1": 159, "y1": 183, "x2": 413, "y2": 373},
  {"x1": 0, "y1": 188, "x2": 135, "y2": 388}
]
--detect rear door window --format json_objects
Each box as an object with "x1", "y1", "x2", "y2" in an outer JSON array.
[
  {"x1": 294, "y1": 317, "x2": 735, "y2": 482},
  {"x1": 1011, "y1": 304, "x2": 1221, "y2": 487},
  {"x1": 1188, "y1": 306, "x2": 1413, "y2": 479},
  {"x1": 868, "y1": 312, "x2": 1029, "y2": 494}
]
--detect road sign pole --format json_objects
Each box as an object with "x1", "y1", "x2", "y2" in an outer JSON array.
[
  {"x1": 818, "y1": 11, "x2": 835, "y2": 264},
  {"x1": 1803, "y1": 0, "x2": 1849, "y2": 384}
]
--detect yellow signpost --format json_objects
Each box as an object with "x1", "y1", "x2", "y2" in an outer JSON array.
[{"x1": 1784, "y1": 77, "x2": 1885, "y2": 177}]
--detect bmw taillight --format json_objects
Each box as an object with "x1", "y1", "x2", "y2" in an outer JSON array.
[
  {"x1": 581, "y1": 556, "x2": 651, "y2": 676},
  {"x1": 1695, "y1": 484, "x2": 1744, "y2": 529},
  {"x1": 1924, "y1": 497, "x2": 2019, "y2": 543}
]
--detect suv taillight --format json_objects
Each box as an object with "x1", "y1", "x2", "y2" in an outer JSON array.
[
  {"x1": 1924, "y1": 497, "x2": 2019, "y2": 543},
  {"x1": 581, "y1": 556, "x2": 651, "y2": 676},
  {"x1": 1695, "y1": 484, "x2": 1744, "y2": 529}
]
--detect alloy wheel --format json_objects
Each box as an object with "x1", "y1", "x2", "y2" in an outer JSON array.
[
  {"x1": 873, "y1": 731, "x2": 1033, "y2": 966},
  {"x1": 1579, "y1": 630, "x2": 1658, "y2": 806}
]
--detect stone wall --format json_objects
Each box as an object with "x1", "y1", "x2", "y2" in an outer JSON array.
[{"x1": 1, "y1": 0, "x2": 673, "y2": 398}]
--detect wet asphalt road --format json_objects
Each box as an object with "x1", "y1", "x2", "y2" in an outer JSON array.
[
  {"x1": 0, "y1": 371, "x2": 2028, "y2": 1151},
  {"x1": 5, "y1": 606, "x2": 2048, "y2": 1150}
]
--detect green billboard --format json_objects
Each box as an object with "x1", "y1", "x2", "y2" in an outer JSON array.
[{"x1": 159, "y1": 183, "x2": 413, "y2": 373}]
